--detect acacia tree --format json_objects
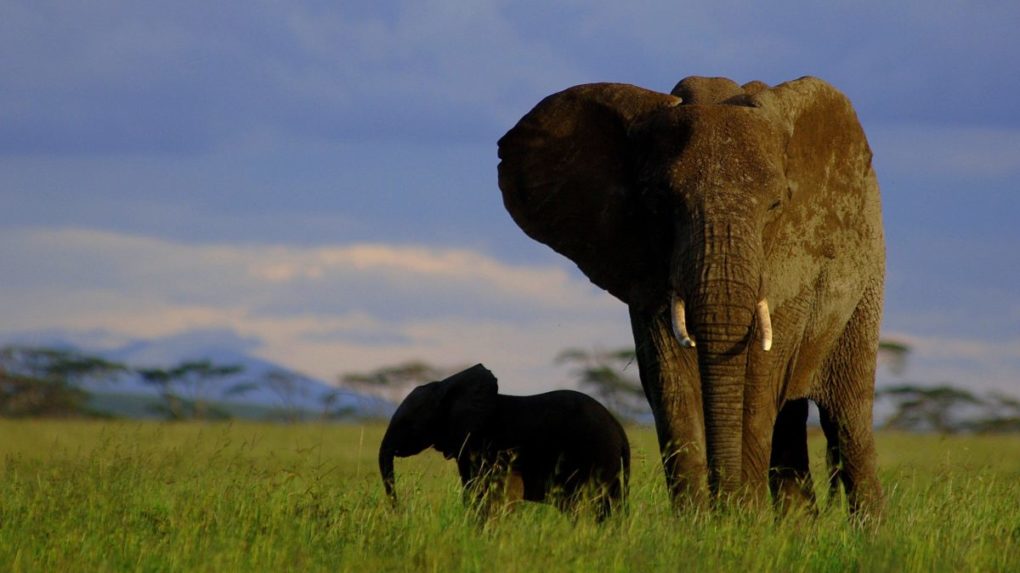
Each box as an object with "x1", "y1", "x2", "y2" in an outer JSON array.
[
  {"x1": 878, "y1": 385, "x2": 1020, "y2": 434},
  {"x1": 555, "y1": 347, "x2": 649, "y2": 421},
  {"x1": 970, "y1": 392, "x2": 1020, "y2": 433},
  {"x1": 138, "y1": 360, "x2": 243, "y2": 420},
  {"x1": 878, "y1": 384, "x2": 984, "y2": 434},
  {"x1": 874, "y1": 338, "x2": 1020, "y2": 434},
  {"x1": 0, "y1": 345, "x2": 125, "y2": 417},
  {"x1": 877, "y1": 339, "x2": 911, "y2": 376},
  {"x1": 261, "y1": 368, "x2": 311, "y2": 423},
  {"x1": 318, "y1": 390, "x2": 359, "y2": 421},
  {"x1": 338, "y1": 360, "x2": 455, "y2": 404}
]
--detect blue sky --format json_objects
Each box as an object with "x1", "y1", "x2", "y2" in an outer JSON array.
[{"x1": 2, "y1": 1, "x2": 1018, "y2": 394}]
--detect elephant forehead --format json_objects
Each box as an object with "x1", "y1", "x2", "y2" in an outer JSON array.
[
  {"x1": 392, "y1": 382, "x2": 440, "y2": 416},
  {"x1": 682, "y1": 106, "x2": 779, "y2": 151},
  {"x1": 656, "y1": 109, "x2": 779, "y2": 181}
]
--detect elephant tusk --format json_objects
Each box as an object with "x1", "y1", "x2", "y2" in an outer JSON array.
[
  {"x1": 756, "y1": 299, "x2": 773, "y2": 352},
  {"x1": 671, "y1": 294, "x2": 696, "y2": 348}
]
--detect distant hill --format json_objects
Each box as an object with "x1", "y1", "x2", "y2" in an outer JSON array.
[{"x1": 2, "y1": 329, "x2": 394, "y2": 421}]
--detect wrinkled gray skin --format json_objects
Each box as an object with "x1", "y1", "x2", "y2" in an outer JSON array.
[
  {"x1": 379, "y1": 364, "x2": 630, "y2": 520},
  {"x1": 498, "y1": 76, "x2": 885, "y2": 517}
]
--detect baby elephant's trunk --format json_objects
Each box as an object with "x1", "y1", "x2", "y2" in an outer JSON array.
[{"x1": 379, "y1": 447, "x2": 397, "y2": 504}]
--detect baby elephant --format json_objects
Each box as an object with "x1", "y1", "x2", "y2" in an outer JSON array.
[{"x1": 378, "y1": 364, "x2": 630, "y2": 520}]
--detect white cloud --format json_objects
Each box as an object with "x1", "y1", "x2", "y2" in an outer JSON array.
[
  {"x1": 878, "y1": 331, "x2": 1020, "y2": 394},
  {"x1": 0, "y1": 227, "x2": 626, "y2": 392},
  {"x1": 3, "y1": 226, "x2": 1016, "y2": 395}
]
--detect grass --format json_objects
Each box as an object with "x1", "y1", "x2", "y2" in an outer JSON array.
[{"x1": 1, "y1": 421, "x2": 1018, "y2": 572}]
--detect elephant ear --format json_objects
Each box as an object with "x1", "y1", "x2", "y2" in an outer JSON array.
[
  {"x1": 498, "y1": 83, "x2": 683, "y2": 309},
  {"x1": 435, "y1": 364, "x2": 499, "y2": 459},
  {"x1": 752, "y1": 77, "x2": 875, "y2": 205}
]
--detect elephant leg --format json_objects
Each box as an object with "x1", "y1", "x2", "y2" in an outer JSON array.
[
  {"x1": 815, "y1": 284, "x2": 884, "y2": 519},
  {"x1": 457, "y1": 456, "x2": 489, "y2": 519},
  {"x1": 768, "y1": 398, "x2": 817, "y2": 514},
  {"x1": 817, "y1": 403, "x2": 843, "y2": 506},
  {"x1": 458, "y1": 457, "x2": 488, "y2": 505},
  {"x1": 458, "y1": 455, "x2": 512, "y2": 520},
  {"x1": 630, "y1": 307, "x2": 709, "y2": 509},
  {"x1": 741, "y1": 343, "x2": 780, "y2": 505},
  {"x1": 505, "y1": 471, "x2": 525, "y2": 504}
]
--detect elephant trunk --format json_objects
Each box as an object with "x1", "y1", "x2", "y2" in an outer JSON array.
[
  {"x1": 680, "y1": 221, "x2": 761, "y2": 500},
  {"x1": 379, "y1": 436, "x2": 398, "y2": 504},
  {"x1": 694, "y1": 296, "x2": 754, "y2": 499}
]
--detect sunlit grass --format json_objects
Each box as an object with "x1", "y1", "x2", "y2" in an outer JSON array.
[{"x1": 1, "y1": 420, "x2": 1018, "y2": 572}]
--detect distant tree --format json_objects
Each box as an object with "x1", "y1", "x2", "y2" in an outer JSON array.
[
  {"x1": 555, "y1": 347, "x2": 649, "y2": 421},
  {"x1": 0, "y1": 367, "x2": 87, "y2": 417},
  {"x1": 877, "y1": 338, "x2": 911, "y2": 376},
  {"x1": 320, "y1": 390, "x2": 339, "y2": 420},
  {"x1": 261, "y1": 369, "x2": 311, "y2": 423},
  {"x1": 138, "y1": 360, "x2": 242, "y2": 420},
  {"x1": 874, "y1": 337, "x2": 1020, "y2": 433},
  {"x1": 0, "y1": 345, "x2": 126, "y2": 417},
  {"x1": 224, "y1": 381, "x2": 260, "y2": 399},
  {"x1": 878, "y1": 384, "x2": 984, "y2": 434},
  {"x1": 1, "y1": 345, "x2": 126, "y2": 384},
  {"x1": 339, "y1": 360, "x2": 456, "y2": 404},
  {"x1": 968, "y1": 392, "x2": 1020, "y2": 434},
  {"x1": 318, "y1": 390, "x2": 359, "y2": 421}
]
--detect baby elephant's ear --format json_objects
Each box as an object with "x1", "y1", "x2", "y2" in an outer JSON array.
[{"x1": 436, "y1": 364, "x2": 498, "y2": 458}]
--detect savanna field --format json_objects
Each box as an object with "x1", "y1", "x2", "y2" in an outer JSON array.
[{"x1": 2, "y1": 421, "x2": 1018, "y2": 572}]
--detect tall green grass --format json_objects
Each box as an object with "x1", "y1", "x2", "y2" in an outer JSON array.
[{"x1": 1, "y1": 421, "x2": 1018, "y2": 572}]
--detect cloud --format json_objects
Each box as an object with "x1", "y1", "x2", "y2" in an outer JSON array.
[
  {"x1": 300, "y1": 324, "x2": 413, "y2": 348},
  {"x1": 0, "y1": 226, "x2": 627, "y2": 391},
  {"x1": 0, "y1": 227, "x2": 614, "y2": 317},
  {"x1": 878, "y1": 331, "x2": 1020, "y2": 394},
  {"x1": 0, "y1": 1, "x2": 580, "y2": 154},
  {"x1": 2, "y1": 1, "x2": 1018, "y2": 397},
  {"x1": 3, "y1": 226, "x2": 1016, "y2": 395},
  {"x1": 0, "y1": 137, "x2": 523, "y2": 255},
  {"x1": 242, "y1": 242, "x2": 607, "y2": 317},
  {"x1": 4, "y1": 1, "x2": 1018, "y2": 156}
]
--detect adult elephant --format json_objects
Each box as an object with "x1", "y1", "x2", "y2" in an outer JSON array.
[{"x1": 497, "y1": 76, "x2": 884, "y2": 516}]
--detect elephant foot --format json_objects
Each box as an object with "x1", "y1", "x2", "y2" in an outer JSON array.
[
  {"x1": 846, "y1": 476, "x2": 884, "y2": 526},
  {"x1": 768, "y1": 398, "x2": 817, "y2": 516},
  {"x1": 770, "y1": 476, "x2": 818, "y2": 518}
]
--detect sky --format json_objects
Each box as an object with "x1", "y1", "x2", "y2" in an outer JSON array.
[{"x1": 2, "y1": 1, "x2": 1019, "y2": 396}]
